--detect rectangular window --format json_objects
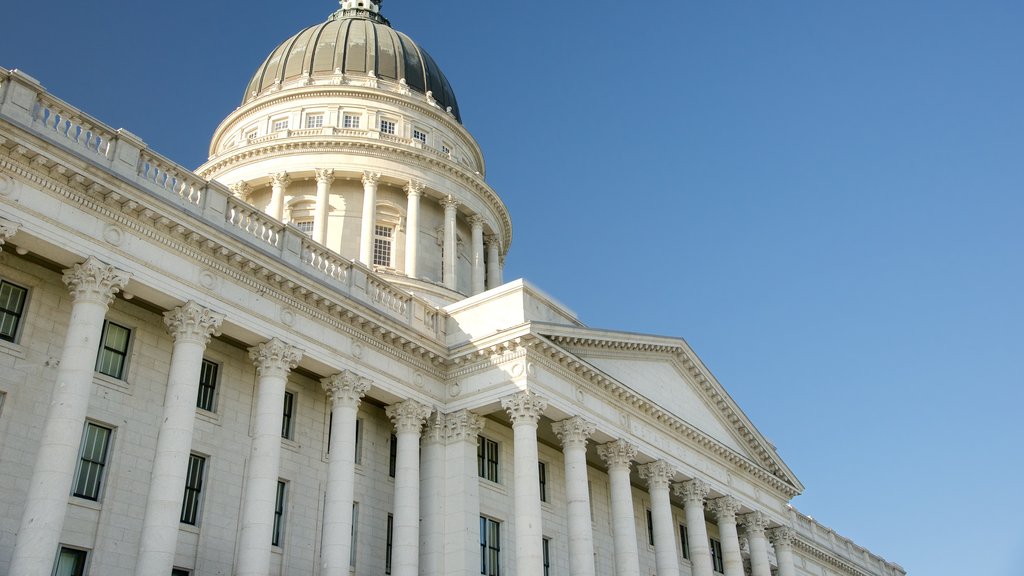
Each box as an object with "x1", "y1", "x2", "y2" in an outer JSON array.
[
  {"x1": 353, "y1": 418, "x2": 362, "y2": 463},
  {"x1": 295, "y1": 220, "x2": 314, "y2": 234},
  {"x1": 388, "y1": 433, "x2": 397, "y2": 478},
  {"x1": 542, "y1": 537, "x2": 551, "y2": 576},
  {"x1": 380, "y1": 119, "x2": 396, "y2": 135},
  {"x1": 95, "y1": 320, "x2": 130, "y2": 379},
  {"x1": 272, "y1": 118, "x2": 289, "y2": 132},
  {"x1": 273, "y1": 481, "x2": 286, "y2": 546},
  {"x1": 385, "y1": 513, "x2": 394, "y2": 575},
  {"x1": 480, "y1": 516, "x2": 500, "y2": 576},
  {"x1": 54, "y1": 547, "x2": 87, "y2": 576},
  {"x1": 350, "y1": 502, "x2": 359, "y2": 568},
  {"x1": 373, "y1": 224, "x2": 393, "y2": 267},
  {"x1": 710, "y1": 538, "x2": 724, "y2": 573},
  {"x1": 343, "y1": 114, "x2": 361, "y2": 129},
  {"x1": 442, "y1": 144, "x2": 451, "y2": 155},
  {"x1": 196, "y1": 359, "x2": 218, "y2": 412},
  {"x1": 73, "y1": 423, "x2": 111, "y2": 501},
  {"x1": 305, "y1": 114, "x2": 324, "y2": 129},
  {"x1": 245, "y1": 129, "x2": 258, "y2": 141},
  {"x1": 477, "y1": 436, "x2": 499, "y2": 482},
  {"x1": 281, "y1": 391, "x2": 294, "y2": 439},
  {"x1": 679, "y1": 524, "x2": 689, "y2": 560},
  {"x1": 538, "y1": 462, "x2": 547, "y2": 502},
  {"x1": 0, "y1": 280, "x2": 27, "y2": 342},
  {"x1": 412, "y1": 128, "x2": 427, "y2": 143},
  {"x1": 171, "y1": 569, "x2": 190, "y2": 576},
  {"x1": 180, "y1": 454, "x2": 206, "y2": 525},
  {"x1": 646, "y1": 509, "x2": 654, "y2": 546}
]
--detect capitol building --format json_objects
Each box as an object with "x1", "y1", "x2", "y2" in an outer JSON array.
[{"x1": 0, "y1": 1, "x2": 905, "y2": 575}]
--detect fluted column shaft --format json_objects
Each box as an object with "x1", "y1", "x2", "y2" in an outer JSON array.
[
  {"x1": 135, "y1": 302, "x2": 224, "y2": 576},
  {"x1": 359, "y1": 171, "x2": 380, "y2": 265},
  {"x1": 320, "y1": 372, "x2": 370, "y2": 576},
  {"x1": 470, "y1": 215, "x2": 485, "y2": 295},
  {"x1": 313, "y1": 168, "x2": 335, "y2": 244},
  {"x1": 269, "y1": 172, "x2": 289, "y2": 221},
  {"x1": 236, "y1": 339, "x2": 302, "y2": 576},
  {"x1": 386, "y1": 400, "x2": 432, "y2": 576},
  {"x1": 485, "y1": 235, "x2": 502, "y2": 289},
  {"x1": 768, "y1": 527, "x2": 797, "y2": 576},
  {"x1": 675, "y1": 479, "x2": 713, "y2": 576},
  {"x1": 441, "y1": 196, "x2": 458, "y2": 289},
  {"x1": 502, "y1": 391, "x2": 548, "y2": 576},
  {"x1": 552, "y1": 417, "x2": 597, "y2": 576},
  {"x1": 404, "y1": 181, "x2": 424, "y2": 278},
  {"x1": 10, "y1": 258, "x2": 129, "y2": 576},
  {"x1": 598, "y1": 440, "x2": 640, "y2": 576},
  {"x1": 742, "y1": 512, "x2": 772, "y2": 576},
  {"x1": 639, "y1": 461, "x2": 680, "y2": 576},
  {"x1": 708, "y1": 496, "x2": 744, "y2": 576},
  {"x1": 442, "y1": 411, "x2": 485, "y2": 575},
  {"x1": 420, "y1": 413, "x2": 445, "y2": 576}
]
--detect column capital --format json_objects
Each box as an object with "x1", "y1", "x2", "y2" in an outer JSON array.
[
  {"x1": 767, "y1": 526, "x2": 795, "y2": 549},
  {"x1": 62, "y1": 256, "x2": 130, "y2": 306},
  {"x1": 361, "y1": 170, "x2": 380, "y2": 186},
  {"x1": 248, "y1": 338, "x2": 302, "y2": 377},
  {"x1": 404, "y1": 180, "x2": 425, "y2": 196},
  {"x1": 740, "y1": 511, "x2": 770, "y2": 535},
  {"x1": 271, "y1": 171, "x2": 291, "y2": 188},
  {"x1": 501, "y1": 390, "x2": 547, "y2": 426},
  {"x1": 673, "y1": 478, "x2": 709, "y2": 504},
  {"x1": 315, "y1": 168, "x2": 336, "y2": 185},
  {"x1": 596, "y1": 439, "x2": 637, "y2": 470},
  {"x1": 229, "y1": 181, "x2": 251, "y2": 199},
  {"x1": 0, "y1": 218, "x2": 20, "y2": 251},
  {"x1": 444, "y1": 409, "x2": 485, "y2": 442},
  {"x1": 386, "y1": 399, "x2": 432, "y2": 434},
  {"x1": 163, "y1": 301, "x2": 224, "y2": 345},
  {"x1": 706, "y1": 495, "x2": 743, "y2": 523},
  {"x1": 468, "y1": 214, "x2": 485, "y2": 229},
  {"x1": 440, "y1": 194, "x2": 459, "y2": 210},
  {"x1": 321, "y1": 370, "x2": 370, "y2": 409},
  {"x1": 551, "y1": 416, "x2": 596, "y2": 448},
  {"x1": 637, "y1": 460, "x2": 677, "y2": 490}
]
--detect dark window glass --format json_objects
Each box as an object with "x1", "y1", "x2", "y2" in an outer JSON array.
[
  {"x1": 389, "y1": 433, "x2": 398, "y2": 478},
  {"x1": 281, "y1": 391, "x2": 294, "y2": 439},
  {"x1": 646, "y1": 509, "x2": 654, "y2": 546},
  {"x1": 477, "y1": 436, "x2": 499, "y2": 482},
  {"x1": 55, "y1": 547, "x2": 87, "y2": 576},
  {"x1": 480, "y1": 516, "x2": 500, "y2": 576},
  {"x1": 73, "y1": 423, "x2": 111, "y2": 500},
  {"x1": 679, "y1": 524, "x2": 690, "y2": 560},
  {"x1": 385, "y1": 513, "x2": 394, "y2": 574},
  {"x1": 539, "y1": 462, "x2": 547, "y2": 502},
  {"x1": 180, "y1": 454, "x2": 205, "y2": 525},
  {"x1": 710, "y1": 538, "x2": 724, "y2": 573},
  {"x1": 542, "y1": 538, "x2": 550, "y2": 576},
  {"x1": 96, "y1": 321, "x2": 130, "y2": 378},
  {"x1": 273, "y1": 481, "x2": 286, "y2": 546},
  {"x1": 196, "y1": 359, "x2": 218, "y2": 411},
  {"x1": 0, "y1": 280, "x2": 27, "y2": 342}
]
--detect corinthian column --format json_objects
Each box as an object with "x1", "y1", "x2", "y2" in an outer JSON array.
[
  {"x1": 485, "y1": 234, "x2": 502, "y2": 289},
  {"x1": 358, "y1": 171, "x2": 380, "y2": 265},
  {"x1": 236, "y1": 339, "x2": 302, "y2": 576},
  {"x1": 768, "y1": 527, "x2": 797, "y2": 576},
  {"x1": 135, "y1": 302, "x2": 224, "y2": 576},
  {"x1": 10, "y1": 257, "x2": 129, "y2": 576},
  {"x1": 269, "y1": 172, "x2": 290, "y2": 221},
  {"x1": 741, "y1": 512, "x2": 772, "y2": 576},
  {"x1": 469, "y1": 215, "x2": 485, "y2": 295},
  {"x1": 0, "y1": 218, "x2": 21, "y2": 251},
  {"x1": 320, "y1": 371, "x2": 370, "y2": 576},
  {"x1": 638, "y1": 461, "x2": 680, "y2": 576},
  {"x1": 440, "y1": 195, "x2": 459, "y2": 289},
  {"x1": 386, "y1": 399, "x2": 433, "y2": 576},
  {"x1": 707, "y1": 496, "x2": 744, "y2": 576},
  {"x1": 674, "y1": 479, "x2": 712, "y2": 576},
  {"x1": 501, "y1": 391, "x2": 548, "y2": 576},
  {"x1": 441, "y1": 410, "x2": 486, "y2": 575},
  {"x1": 597, "y1": 439, "x2": 640, "y2": 576},
  {"x1": 403, "y1": 180, "x2": 424, "y2": 278},
  {"x1": 551, "y1": 417, "x2": 597, "y2": 576},
  {"x1": 313, "y1": 168, "x2": 335, "y2": 244}
]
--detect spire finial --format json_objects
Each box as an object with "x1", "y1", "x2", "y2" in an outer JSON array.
[{"x1": 339, "y1": 0, "x2": 381, "y2": 14}]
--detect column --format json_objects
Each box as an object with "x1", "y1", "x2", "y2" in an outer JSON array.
[
  {"x1": 469, "y1": 215, "x2": 485, "y2": 295},
  {"x1": 10, "y1": 258, "x2": 129, "y2": 576},
  {"x1": 596, "y1": 439, "x2": 640, "y2": 576},
  {"x1": 358, "y1": 171, "x2": 380, "y2": 265},
  {"x1": 403, "y1": 180, "x2": 424, "y2": 278},
  {"x1": 485, "y1": 234, "x2": 502, "y2": 289},
  {"x1": 440, "y1": 195, "x2": 459, "y2": 290},
  {"x1": 0, "y1": 218, "x2": 19, "y2": 251},
  {"x1": 551, "y1": 417, "x2": 597, "y2": 576},
  {"x1": 236, "y1": 339, "x2": 303, "y2": 576},
  {"x1": 674, "y1": 479, "x2": 713, "y2": 576},
  {"x1": 638, "y1": 461, "x2": 680, "y2": 576},
  {"x1": 420, "y1": 412, "x2": 446, "y2": 576},
  {"x1": 501, "y1": 391, "x2": 548, "y2": 576},
  {"x1": 320, "y1": 371, "x2": 370, "y2": 576},
  {"x1": 767, "y1": 527, "x2": 797, "y2": 576},
  {"x1": 229, "y1": 181, "x2": 250, "y2": 201},
  {"x1": 441, "y1": 410, "x2": 486, "y2": 575},
  {"x1": 386, "y1": 399, "x2": 432, "y2": 576},
  {"x1": 741, "y1": 512, "x2": 772, "y2": 576},
  {"x1": 135, "y1": 302, "x2": 225, "y2": 576},
  {"x1": 313, "y1": 168, "x2": 335, "y2": 245},
  {"x1": 269, "y1": 172, "x2": 290, "y2": 221},
  {"x1": 707, "y1": 496, "x2": 744, "y2": 576}
]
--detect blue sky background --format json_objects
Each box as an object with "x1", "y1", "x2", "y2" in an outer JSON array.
[{"x1": 3, "y1": 1, "x2": 1022, "y2": 574}]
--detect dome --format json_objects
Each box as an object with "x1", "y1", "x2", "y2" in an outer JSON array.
[{"x1": 243, "y1": 4, "x2": 462, "y2": 122}]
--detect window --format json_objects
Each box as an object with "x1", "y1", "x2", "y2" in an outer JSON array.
[
  {"x1": 388, "y1": 433, "x2": 397, "y2": 477},
  {"x1": 380, "y1": 119, "x2": 396, "y2": 135},
  {"x1": 412, "y1": 128, "x2": 427, "y2": 143},
  {"x1": 54, "y1": 547, "x2": 87, "y2": 576},
  {"x1": 542, "y1": 538, "x2": 551, "y2": 576},
  {"x1": 171, "y1": 570, "x2": 190, "y2": 576},
  {"x1": 353, "y1": 418, "x2": 362, "y2": 463},
  {"x1": 73, "y1": 423, "x2": 111, "y2": 501},
  {"x1": 679, "y1": 524, "x2": 690, "y2": 560},
  {"x1": 281, "y1": 391, "x2": 294, "y2": 439},
  {"x1": 385, "y1": 513, "x2": 394, "y2": 575},
  {"x1": 538, "y1": 462, "x2": 547, "y2": 502},
  {"x1": 305, "y1": 114, "x2": 324, "y2": 129},
  {"x1": 710, "y1": 538, "x2": 724, "y2": 573},
  {"x1": 180, "y1": 454, "x2": 205, "y2": 525},
  {"x1": 273, "y1": 481, "x2": 286, "y2": 546},
  {"x1": 373, "y1": 224, "x2": 394, "y2": 267},
  {"x1": 442, "y1": 143, "x2": 451, "y2": 156},
  {"x1": 0, "y1": 280, "x2": 27, "y2": 342},
  {"x1": 480, "y1": 517, "x2": 500, "y2": 576},
  {"x1": 350, "y1": 503, "x2": 359, "y2": 567},
  {"x1": 272, "y1": 118, "x2": 289, "y2": 132},
  {"x1": 343, "y1": 113, "x2": 361, "y2": 129},
  {"x1": 477, "y1": 436, "x2": 498, "y2": 482},
  {"x1": 96, "y1": 320, "x2": 130, "y2": 379},
  {"x1": 245, "y1": 129, "x2": 258, "y2": 141},
  {"x1": 646, "y1": 509, "x2": 654, "y2": 546},
  {"x1": 196, "y1": 359, "x2": 218, "y2": 412},
  {"x1": 294, "y1": 219, "x2": 314, "y2": 234}
]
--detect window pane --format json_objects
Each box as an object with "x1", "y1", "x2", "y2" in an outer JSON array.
[
  {"x1": 73, "y1": 423, "x2": 111, "y2": 500},
  {"x1": 96, "y1": 321, "x2": 130, "y2": 379},
  {"x1": 0, "y1": 281, "x2": 27, "y2": 342},
  {"x1": 281, "y1": 392, "x2": 294, "y2": 439},
  {"x1": 273, "y1": 481, "x2": 286, "y2": 546},
  {"x1": 54, "y1": 548, "x2": 86, "y2": 576},
  {"x1": 180, "y1": 454, "x2": 205, "y2": 525},
  {"x1": 197, "y1": 359, "x2": 218, "y2": 411}
]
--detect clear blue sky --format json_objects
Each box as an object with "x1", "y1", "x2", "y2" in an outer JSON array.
[{"x1": 3, "y1": 1, "x2": 1022, "y2": 574}]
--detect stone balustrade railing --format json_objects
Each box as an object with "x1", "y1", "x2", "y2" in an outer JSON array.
[
  {"x1": 789, "y1": 506, "x2": 905, "y2": 576},
  {"x1": 0, "y1": 67, "x2": 444, "y2": 341}
]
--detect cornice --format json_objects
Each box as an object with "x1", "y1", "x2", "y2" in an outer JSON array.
[{"x1": 792, "y1": 538, "x2": 874, "y2": 576}]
